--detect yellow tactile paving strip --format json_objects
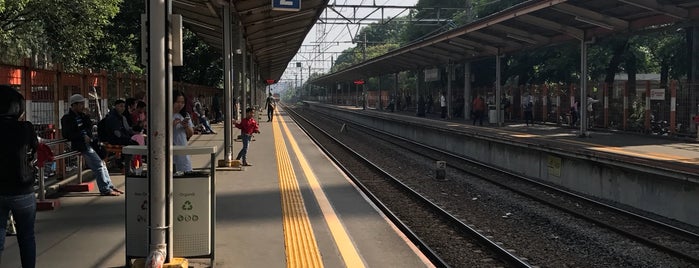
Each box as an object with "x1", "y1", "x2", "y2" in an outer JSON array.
[
  {"x1": 276, "y1": 109, "x2": 367, "y2": 268},
  {"x1": 272, "y1": 111, "x2": 324, "y2": 268}
]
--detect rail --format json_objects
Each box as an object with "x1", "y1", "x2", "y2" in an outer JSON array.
[{"x1": 37, "y1": 139, "x2": 83, "y2": 201}]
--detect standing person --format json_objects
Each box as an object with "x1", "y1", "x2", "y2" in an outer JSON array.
[
  {"x1": 0, "y1": 86, "x2": 38, "y2": 268},
  {"x1": 471, "y1": 95, "x2": 485, "y2": 126},
  {"x1": 173, "y1": 90, "x2": 194, "y2": 173},
  {"x1": 426, "y1": 94, "x2": 433, "y2": 114},
  {"x1": 524, "y1": 100, "x2": 534, "y2": 126},
  {"x1": 570, "y1": 99, "x2": 580, "y2": 127},
  {"x1": 265, "y1": 93, "x2": 276, "y2": 122},
  {"x1": 405, "y1": 94, "x2": 411, "y2": 110},
  {"x1": 61, "y1": 94, "x2": 123, "y2": 196},
  {"x1": 439, "y1": 91, "x2": 447, "y2": 119},
  {"x1": 211, "y1": 93, "x2": 222, "y2": 123},
  {"x1": 586, "y1": 94, "x2": 600, "y2": 128},
  {"x1": 234, "y1": 108, "x2": 260, "y2": 166},
  {"x1": 416, "y1": 95, "x2": 426, "y2": 117}
]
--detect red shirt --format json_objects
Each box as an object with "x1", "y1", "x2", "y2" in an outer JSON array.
[
  {"x1": 235, "y1": 117, "x2": 259, "y2": 135},
  {"x1": 472, "y1": 97, "x2": 485, "y2": 111}
]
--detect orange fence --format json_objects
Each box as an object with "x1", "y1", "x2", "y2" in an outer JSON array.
[{"x1": 0, "y1": 60, "x2": 222, "y2": 139}]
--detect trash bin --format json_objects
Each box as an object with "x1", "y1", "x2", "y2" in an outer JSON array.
[
  {"x1": 488, "y1": 105, "x2": 504, "y2": 124},
  {"x1": 123, "y1": 145, "x2": 216, "y2": 264}
]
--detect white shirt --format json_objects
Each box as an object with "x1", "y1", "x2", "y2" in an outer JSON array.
[
  {"x1": 173, "y1": 113, "x2": 194, "y2": 172},
  {"x1": 440, "y1": 95, "x2": 446, "y2": 107}
]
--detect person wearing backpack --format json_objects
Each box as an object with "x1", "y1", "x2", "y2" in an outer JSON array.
[
  {"x1": 0, "y1": 85, "x2": 38, "y2": 267},
  {"x1": 61, "y1": 94, "x2": 123, "y2": 196}
]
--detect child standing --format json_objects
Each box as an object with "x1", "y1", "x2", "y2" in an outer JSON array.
[{"x1": 234, "y1": 108, "x2": 260, "y2": 166}]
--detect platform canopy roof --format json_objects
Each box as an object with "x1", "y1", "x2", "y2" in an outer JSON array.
[
  {"x1": 172, "y1": 0, "x2": 328, "y2": 82},
  {"x1": 312, "y1": 0, "x2": 699, "y2": 84}
]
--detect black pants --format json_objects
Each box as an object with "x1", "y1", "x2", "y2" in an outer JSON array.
[
  {"x1": 267, "y1": 107, "x2": 274, "y2": 121},
  {"x1": 472, "y1": 110, "x2": 483, "y2": 126},
  {"x1": 524, "y1": 111, "x2": 533, "y2": 125}
]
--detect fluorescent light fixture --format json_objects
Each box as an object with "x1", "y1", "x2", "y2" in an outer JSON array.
[
  {"x1": 574, "y1": 16, "x2": 614, "y2": 30},
  {"x1": 506, "y1": 33, "x2": 537, "y2": 45}
]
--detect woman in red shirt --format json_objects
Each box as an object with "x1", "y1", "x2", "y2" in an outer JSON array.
[{"x1": 234, "y1": 108, "x2": 260, "y2": 166}]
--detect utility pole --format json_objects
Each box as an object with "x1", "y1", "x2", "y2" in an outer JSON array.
[
  {"x1": 363, "y1": 33, "x2": 367, "y2": 61},
  {"x1": 308, "y1": 65, "x2": 311, "y2": 97},
  {"x1": 297, "y1": 62, "x2": 303, "y2": 100}
]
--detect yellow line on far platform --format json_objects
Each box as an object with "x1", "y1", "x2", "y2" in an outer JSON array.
[
  {"x1": 560, "y1": 139, "x2": 698, "y2": 163},
  {"x1": 276, "y1": 108, "x2": 367, "y2": 268}
]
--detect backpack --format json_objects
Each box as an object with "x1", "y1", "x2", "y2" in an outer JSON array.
[{"x1": 97, "y1": 117, "x2": 109, "y2": 142}]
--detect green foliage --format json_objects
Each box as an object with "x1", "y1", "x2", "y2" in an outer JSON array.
[
  {"x1": 0, "y1": 0, "x2": 43, "y2": 64},
  {"x1": 401, "y1": 0, "x2": 464, "y2": 43},
  {"x1": 0, "y1": 0, "x2": 120, "y2": 70},
  {"x1": 173, "y1": 29, "x2": 223, "y2": 87},
  {"x1": 37, "y1": 0, "x2": 120, "y2": 69},
  {"x1": 85, "y1": 0, "x2": 144, "y2": 73}
]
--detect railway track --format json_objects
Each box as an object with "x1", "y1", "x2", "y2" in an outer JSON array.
[
  {"x1": 286, "y1": 105, "x2": 532, "y2": 267},
  {"x1": 285, "y1": 104, "x2": 699, "y2": 267}
]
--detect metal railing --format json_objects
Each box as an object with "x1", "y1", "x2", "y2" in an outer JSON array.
[{"x1": 37, "y1": 139, "x2": 82, "y2": 201}]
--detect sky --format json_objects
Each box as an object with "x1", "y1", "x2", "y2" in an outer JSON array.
[{"x1": 275, "y1": 0, "x2": 419, "y2": 91}]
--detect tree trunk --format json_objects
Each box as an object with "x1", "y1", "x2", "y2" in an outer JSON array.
[
  {"x1": 660, "y1": 59, "x2": 669, "y2": 88},
  {"x1": 604, "y1": 38, "x2": 630, "y2": 86}
]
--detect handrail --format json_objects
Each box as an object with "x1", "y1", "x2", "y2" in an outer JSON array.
[
  {"x1": 43, "y1": 138, "x2": 69, "y2": 146},
  {"x1": 37, "y1": 139, "x2": 83, "y2": 201}
]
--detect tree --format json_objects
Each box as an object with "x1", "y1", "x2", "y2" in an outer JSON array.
[
  {"x1": 0, "y1": 0, "x2": 121, "y2": 70},
  {"x1": 85, "y1": 0, "x2": 144, "y2": 73},
  {"x1": 173, "y1": 28, "x2": 223, "y2": 87}
]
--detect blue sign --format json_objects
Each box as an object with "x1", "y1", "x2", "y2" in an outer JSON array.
[{"x1": 272, "y1": 0, "x2": 301, "y2": 11}]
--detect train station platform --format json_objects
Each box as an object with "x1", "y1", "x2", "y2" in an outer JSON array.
[
  {"x1": 367, "y1": 104, "x2": 699, "y2": 172},
  {"x1": 1, "y1": 109, "x2": 432, "y2": 267},
  {"x1": 307, "y1": 102, "x2": 699, "y2": 229}
]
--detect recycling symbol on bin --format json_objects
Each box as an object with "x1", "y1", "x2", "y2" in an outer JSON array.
[{"x1": 182, "y1": 200, "x2": 193, "y2": 210}]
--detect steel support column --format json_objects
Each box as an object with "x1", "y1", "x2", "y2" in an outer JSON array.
[
  {"x1": 222, "y1": 3, "x2": 233, "y2": 163},
  {"x1": 146, "y1": 0, "x2": 172, "y2": 262},
  {"x1": 464, "y1": 62, "x2": 471, "y2": 121},
  {"x1": 495, "y1": 50, "x2": 502, "y2": 126},
  {"x1": 579, "y1": 37, "x2": 589, "y2": 137}
]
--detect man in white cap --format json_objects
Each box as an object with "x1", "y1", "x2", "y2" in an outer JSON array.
[{"x1": 61, "y1": 94, "x2": 123, "y2": 196}]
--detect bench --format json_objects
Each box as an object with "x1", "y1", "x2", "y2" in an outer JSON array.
[
  {"x1": 102, "y1": 143, "x2": 124, "y2": 159},
  {"x1": 101, "y1": 142, "x2": 129, "y2": 173}
]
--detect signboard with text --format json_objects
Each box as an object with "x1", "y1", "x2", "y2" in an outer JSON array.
[
  {"x1": 650, "y1": 88, "x2": 665, "y2": 100},
  {"x1": 424, "y1": 68, "x2": 439, "y2": 82},
  {"x1": 272, "y1": 0, "x2": 301, "y2": 12}
]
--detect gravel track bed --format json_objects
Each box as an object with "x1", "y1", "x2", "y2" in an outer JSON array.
[
  {"x1": 290, "y1": 109, "x2": 510, "y2": 267},
  {"x1": 290, "y1": 107, "x2": 696, "y2": 267}
]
